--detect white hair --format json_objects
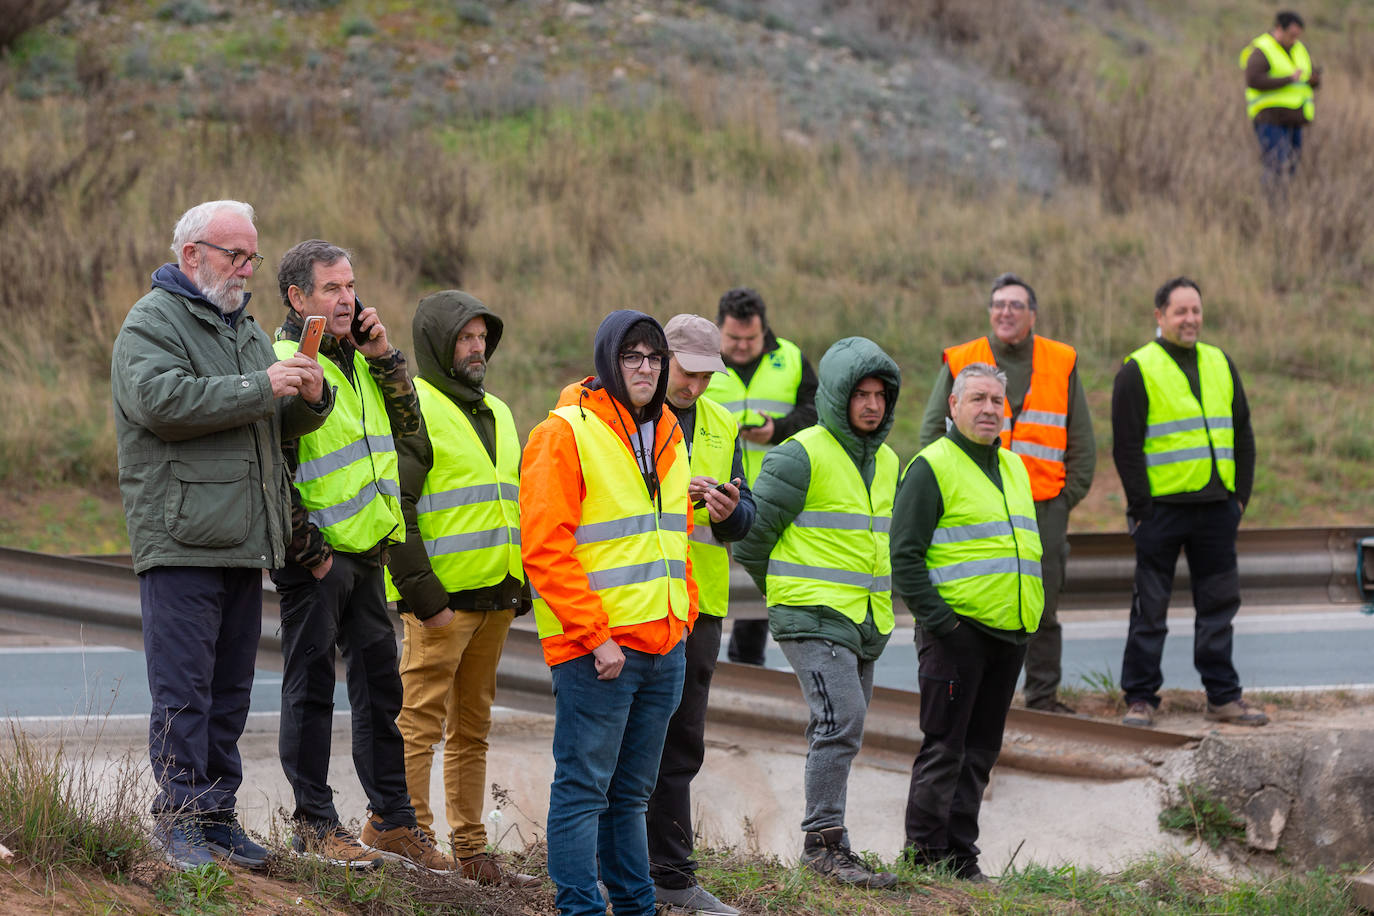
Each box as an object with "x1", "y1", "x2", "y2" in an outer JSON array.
[
  {"x1": 170, "y1": 200, "x2": 256, "y2": 266},
  {"x1": 951, "y1": 361, "x2": 1007, "y2": 400}
]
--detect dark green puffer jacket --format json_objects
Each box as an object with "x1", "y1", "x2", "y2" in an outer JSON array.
[{"x1": 734, "y1": 336, "x2": 901, "y2": 661}]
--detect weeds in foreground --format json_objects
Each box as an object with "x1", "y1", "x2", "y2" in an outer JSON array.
[
  {"x1": 154, "y1": 862, "x2": 234, "y2": 915},
  {"x1": 1158, "y1": 783, "x2": 1246, "y2": 850}
]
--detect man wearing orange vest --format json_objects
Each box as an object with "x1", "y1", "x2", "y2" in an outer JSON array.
[
  {"x1": 521, "y1": 310, "x2": 697, "y2": 916},
  {"x1": 918, "y1": 273, "x2": 1095, "y2": 714}
]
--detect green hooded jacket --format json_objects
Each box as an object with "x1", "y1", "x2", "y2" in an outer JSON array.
[
  {"x1": 386, "y1": 290, "x2": 531, "y2": 620},
  {"x1": 734, "y1": 336, "x2": 901, "y2": 661}
]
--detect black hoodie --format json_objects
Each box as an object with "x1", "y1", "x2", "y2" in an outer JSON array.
[{"x1": 587, "y1": 309, "x2": 671, "y2": 499}]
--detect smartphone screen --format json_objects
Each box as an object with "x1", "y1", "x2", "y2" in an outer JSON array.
[{"x1": 297, "y1": 315, "x2": 325, "y2": 360}]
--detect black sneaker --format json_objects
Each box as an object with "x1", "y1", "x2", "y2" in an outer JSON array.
[
  {"x1": 202, "y1": 811, "x2": 269, "y2": 869},
  {"x1": 154, "y1": 815, "x2": 214, "y2": 871},
  {"x1": 800, "y1": 827, "x2": 898, "y2": 889}
]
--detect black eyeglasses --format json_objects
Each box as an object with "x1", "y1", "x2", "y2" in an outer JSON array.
[
  {"x1": 620, "y1": 352, "x2": 665, "y2": 370},
  {"x1": 195, "y1": 240, "x2": 265, "y2": 271}
]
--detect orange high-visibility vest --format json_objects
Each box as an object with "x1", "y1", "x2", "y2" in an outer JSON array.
[{"x1": 943, "y1": 335, "x2": 1077, "y2": 502}]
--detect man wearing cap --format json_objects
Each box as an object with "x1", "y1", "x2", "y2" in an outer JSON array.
[
  {"x1": 647, "y1": 314, "x2": 755, "y2": 916},
  {"x1": 918, "y1": 273, "x2": 1094, "y2": 714},
  {"x1": 704, "y1": 287, "x2": 818, "y2": 666}
]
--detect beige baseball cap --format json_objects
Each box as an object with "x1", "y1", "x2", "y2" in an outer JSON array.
[{"x1": 664, "y1": 313, "x2": 727, "y2": 373}]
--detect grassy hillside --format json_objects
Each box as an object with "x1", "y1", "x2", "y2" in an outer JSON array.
[{"x1": 3, "y1": 0, "x2": 1374, "y2": 552}]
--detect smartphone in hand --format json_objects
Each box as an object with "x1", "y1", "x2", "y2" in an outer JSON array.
[
  {"x1": 692, "y1": 481, "x2": 730, "y2": 510},
  {"x1": 350, "y1": 303, "x2": 370, "y2": 345},
  {"x1": 297, "y1": 315, "x2": 326, "y2": 360}
]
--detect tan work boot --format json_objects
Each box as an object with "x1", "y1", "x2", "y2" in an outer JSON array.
[
  {"x1": 458, "y1": 850, "x2": 540, "y2": 887},
  {"x1": 292, "y1": 824, "x2": 383, "y2": 868},
  {"x1": 1204, "y1": 698, "x2": 1268, "y2": 727},
  {"x1": 1122, "y1": 701, "x2": 1155, "y2": 727},
  {"x1": 361, "y1": 816, "x2": 455, "y2": 873}
]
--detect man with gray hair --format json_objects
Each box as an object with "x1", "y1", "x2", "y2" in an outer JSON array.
[
  {"x1": 112, "y1": 200, "x2": 330, "y2": 869},
  {"x1": 894, "y1": 362, "x2": 1045, "y2": 883},
  {"x1": 919, "y1": 273, "x2": 1093, "y2": 714},
  {"x1": 271, "y1": 239, "x2": 449, "y2": 872}
]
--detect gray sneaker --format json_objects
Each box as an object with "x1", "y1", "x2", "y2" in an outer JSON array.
[
  {"x1": 1205, "y1": 698, "x2": 1268, "y2": 727},
  {"x1": 654, "y1": 883, "x2": 741, "y2": 915},
  {"x1": 800, "y1": 827, "x2": 898, "y2": 889},
  {"x1": 1122, "y1": 701, "x2": 1155, "y2": 727}
]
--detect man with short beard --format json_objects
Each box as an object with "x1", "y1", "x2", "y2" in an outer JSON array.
[
  {"x1": 384, "y1": 290, "x2": 537, "y2": 886},
  {"x1": 112, "y1": 200, "x2": 330, "y2": 870}
]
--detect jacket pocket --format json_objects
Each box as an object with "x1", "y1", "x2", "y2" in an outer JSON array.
[{"x1": 165, "y1": 458, "x2": 251, "y2": 548}]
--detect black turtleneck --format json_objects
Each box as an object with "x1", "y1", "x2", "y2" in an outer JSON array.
[
  {"x1": 890, "y1": 426, "x2": 1030, "y2": 645},
  {"x1": 1111, "y1": 338, "x2": 1254, "y2": 522}
]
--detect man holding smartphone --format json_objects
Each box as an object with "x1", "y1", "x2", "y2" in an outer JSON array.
[
  {"x1": 271, "y1": 239, "x2": 451, "y2": 871},
  {"x1": 647, "y1": 314, "x2": 755, "y2": 915},
  {"x1": 703, "y1": 288, "x2": 817, "y2": 665}
]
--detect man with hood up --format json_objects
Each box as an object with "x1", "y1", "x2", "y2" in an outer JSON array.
[
  {"x1": 735, "y1": 336, "x2": 901, "y2": 890},
  {"x1": 520, "y1": 310, "x2": 697, "y2": 916},
  {"x1": 385, "y1": 290, "x2": 538, "y2": 886}
]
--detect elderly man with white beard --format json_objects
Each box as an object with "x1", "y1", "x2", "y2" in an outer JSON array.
[{"x1": 111, "y1": 200, "x2": 331, "y2": 870}]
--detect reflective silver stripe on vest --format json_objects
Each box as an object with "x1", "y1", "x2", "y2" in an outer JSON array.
[
  {"x1": 715, "y1": 399, "x2": 746, "y2": 412},
  {"x1": 500, "y1": 482, "x2": 520, "y2": 501},
  {"x1": 768, "y1": 559, "x2": 890, "y2": 591},
  {"x1": 792, "y1": 511, "x2": 891, "y2": 533},
  {"x1": 689, "y1": 526, "x2": 722, "y2": 547},
  {"x1": 1001, "y1": 417, "x2": 1013, "y2": 431},
  {"x1": 744, "y1": 398, "x2": 795, "y2": 414},
  {"x1": 586, "y1": 558, "x2": 687, "y2": 591},
  {"x1": 308, "y1": 477, "x2": 401, "y2": 530},
  {"x1": 931, "y1": 514, "x2": 1036, "y2": 545},
  {"x1": 1146, "y1": 415, "x2": 1234, "y2": 438},
  {"x1": 1018, "y1": 409, "x2": 1067, "y2": 428},
  {"x1": 417, "y1": 483, "x2": 500, "y2": 514},
  {"x1": 1144, "y1": 445, "x2": 1225, "y2": 467},
  {"x1": 575, "y1": 512, "x2": 688, "y2": 545},
  {"x1": 425, "y1": 526, "x2": 520, "y2": 555},
  {"x1": 927, "y1": 556, "x2": 1042, "y2": 585},
  {"x1": 1011, "y1": 440, "x2": 1066, "y2": 463},
  {"x1": 296, "y1": 434, "x2": 397, "y2": 483}
]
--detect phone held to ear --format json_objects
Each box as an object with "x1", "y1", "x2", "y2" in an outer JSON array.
[
  {"x1": 350, "y1": 303, "x2": 370, "y2": 344},
  {"x1": 297, "y1": 315, "x2": 326, "y2": 360}
]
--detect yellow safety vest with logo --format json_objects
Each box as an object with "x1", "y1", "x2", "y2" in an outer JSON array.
[
  {"x1": 1127, "y1": 341, "x2": 1236, "y2": 497},
  {"x1": 688, "y1": 395, "x2": 736, "y2": 618},
  {"x1": 1239, "y1": 33, "x2": 1315, "y2": 121},
  {"x1": 532, "y1": 405, "x2": 692, "y2": 638},
  {"x1": 384, "y1": 380, "x2": 523, "y2": 601},
  {"x1": 918, "y1": 436, "x2": 1044, "y2": 633},
  {"x1": 765, "y1": 426, "x2": 896, "y2": 634},
  {"x1": 273, "y1": 339, "x2": 403, "y2": 552},
  {"x1": 704, "y1": 337, "x2": 804, "y2": 483}
]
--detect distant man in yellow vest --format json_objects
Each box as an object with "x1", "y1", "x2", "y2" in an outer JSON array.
[
  {"x1": 272, "y1": 240, "x2": 451, "y2": 871},
  {"x1": 735, "y1": 336, "x2": 900, "y2": 889},
  {"x1": 894, "y1": 363, "x2": 1044, "y2": 884},
  {"x1": 704, "y1": 287, "x2": 818, "y2": 666},
  {"x1": 385, "y1": 290, "x2": 538, "y2": 886},
  {"x1": 1241, "y1": 10, "x2": 1320, "y2": 184},
  {"x1": 919, "y1": 273, "x2": 1094, "y2": 714},
  {"x1": 1111, "y1": 277, "x2": 1265, "y2": 728},
  {"x1": 647, "y1": 314, "x2": 755, "y2": 916}
]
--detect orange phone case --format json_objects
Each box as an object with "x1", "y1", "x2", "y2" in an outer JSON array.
[{"x1": 298, "y1": 315, "x2": 325, "y2": 359}]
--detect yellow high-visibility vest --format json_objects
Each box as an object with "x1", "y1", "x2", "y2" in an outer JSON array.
[
  {"x1": 1127, "y1": 341, "x2": 1236, "y2": 497},
  {"x1": 1240, "y1": 33, "x2": 1314, "y2": 121},
  {"x1": 704, "y1": 338, "x2": 805, "y2": 483}
]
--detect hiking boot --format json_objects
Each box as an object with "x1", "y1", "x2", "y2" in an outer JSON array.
[
  {"x1": 654, "y1": 882, "x2": 741, "y2": 915},
  {"x1": 154, "y1": 815, "x2": 213, "y2": 871},
  {"x1": 1027, "y1": 699, "x2": 1077, "y2": 715},
  {"x1": 953, "y1": 858, "x2": 991, "y2": 884},
  {"x1": 361, "y1": 817, "x2": 455, "y2": 873},
  {"x1": 1205, "y1": 698, "x2": 1269, "y2": 727},
  {"x1": 201, "y1": 811, "x2": 268, "y2": 869},
  {"x1": 292, "y1": 824, "x2": 383, "y2": 868},
  {"x1": 458, "y1": 851, "x2": 539, "y2": 887},
  {"x1": 800, "y1": 827, "x2": 898, "y2": 889},
  {"x1": 1122, "y1": 701, "x2": 1155, "y2": 727}
]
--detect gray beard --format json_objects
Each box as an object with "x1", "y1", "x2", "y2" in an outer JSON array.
[
  {"x1": 457, "y1": 361, "x2": 486, "y2": 387},
  {"x1": 195, "y1": 267, "x2": 245, "y2": 314}
]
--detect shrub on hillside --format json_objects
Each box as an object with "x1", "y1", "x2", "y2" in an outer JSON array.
[{"x1": 0, "y1": 0, "x2": 74, "y2": 55}]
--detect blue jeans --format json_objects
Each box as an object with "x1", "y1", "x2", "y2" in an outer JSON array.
[
  {"x1": 1254, "y1": 121, "x2": 1303, "y2": 187},
  {"x1": 548, "y1": 642, "x2": 685, "y2": 916}
]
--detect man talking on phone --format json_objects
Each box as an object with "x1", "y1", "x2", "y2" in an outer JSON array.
[
  {"x1": 703, "y1": 288, "x2": 817, "y2": 665},
  {"x1": 270, "y1": 239, "x2": 450, "y2": 871},
  {"x1": 647, "y1": 314, "x2": 754, "y2": 915}
]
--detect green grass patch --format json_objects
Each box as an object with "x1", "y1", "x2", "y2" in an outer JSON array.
[{"x1": 1158, "y1": 783, "x2": 1246, "y2": 850}]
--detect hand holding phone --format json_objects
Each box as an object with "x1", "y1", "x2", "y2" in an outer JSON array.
[
  {"x1": 350, "y1": 303, "x2": 371, "y2": 345},
  {"x1": 297, "y1": 315, "x2": 326, "y2": 360},
  {"x1": 692, "y1": 481, "x2": 730, "y2": 510}
]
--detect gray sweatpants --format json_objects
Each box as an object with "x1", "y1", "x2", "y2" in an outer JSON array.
[{"x1": 778, "y1": 638, "x2": 875, "y2": 834}]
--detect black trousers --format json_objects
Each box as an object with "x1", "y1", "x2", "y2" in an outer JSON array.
[
  {"x1": 274, "y1": 552, "x2": 415, "y2": 831},
  {"x1": 1022, "y1": 495, "x2": 1068, "y2": 707},
  {"x1": 905, "y1": 623, "x2": 1025, "y2": 866},
  {"x1": 726, "y1": 618, "x2": 768, "y2": 665},
  {"x1": 1120, "y1": 499, "x2": 1243, "y2": 707},
  {"x1": 141, "y1": 566, "x2": 261, "y2": 816},
  {"x1": 647, "y1": 614, "x2": 723, "y2": 889}
]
